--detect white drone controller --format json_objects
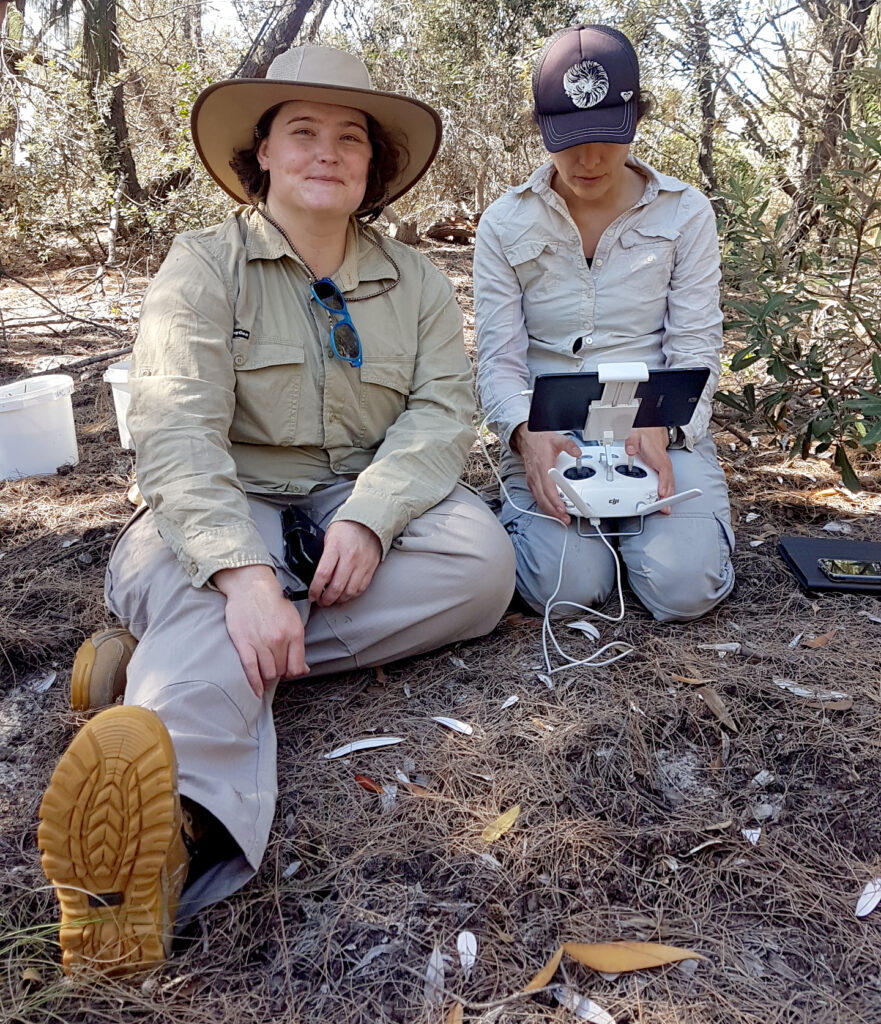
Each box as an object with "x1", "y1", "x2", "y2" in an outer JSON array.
[{"x1": 547, "y1": 362, "x2": 702, "y2": 521}]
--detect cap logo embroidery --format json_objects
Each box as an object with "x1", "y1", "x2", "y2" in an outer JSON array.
[
  {"x1": 620, "y1": 90, "x2": 634, "y2": 102},
  {"x1": 562, "y1": 60, "x2": 609, "y2": 109}
]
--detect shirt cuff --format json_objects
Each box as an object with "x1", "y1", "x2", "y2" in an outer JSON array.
[
  {"x1": 679, "y1": 425, "x2": 697, "y2": 452},
  {"x1": 155, "y1": 516, "x2": 275, "y2": 589},
  {"x1": 329, "y1": 491, "x2": 405, "y2": 558}
]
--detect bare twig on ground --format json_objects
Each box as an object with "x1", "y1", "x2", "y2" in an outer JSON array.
[{"x1": 0, "y1": 268, "x2": 127, "y2": 338}]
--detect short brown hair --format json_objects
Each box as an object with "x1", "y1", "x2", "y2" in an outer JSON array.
[{"x1": 229, "y1": 106, "x2": 408, "y2": 219}]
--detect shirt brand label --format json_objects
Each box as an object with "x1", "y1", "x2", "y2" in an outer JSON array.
[{"x1": 232, "y1": 328, "x2": 250, "y2": 340}]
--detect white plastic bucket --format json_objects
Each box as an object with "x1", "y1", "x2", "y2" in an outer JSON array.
[
  {"x1": 103, "y1": 359, "x2": 133, "y2": 449},
  {"x1": 0, "y1": 374, "x2": 79, "y2": 481}
]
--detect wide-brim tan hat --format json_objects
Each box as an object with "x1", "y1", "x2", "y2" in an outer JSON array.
[{"x1": 191, "y1": 45, "x2": 442, "y2": 206}]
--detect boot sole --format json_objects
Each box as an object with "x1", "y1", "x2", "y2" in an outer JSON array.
[{"x1": 38, "y1": 706, "x2": 180, "y2": 975}]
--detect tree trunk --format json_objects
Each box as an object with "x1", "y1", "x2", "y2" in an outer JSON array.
[
  {"x1": 179, "y1": 1, "x2": 203, "y2": 56},
  {"x1": 235, "y1": 0, "x2": 319, "y2": 80},
  {"x1": 84, "y1": 0, "x2": 143, "y2": 200},
  {"x1": 782, "y1": 0, "x2": 878, "y2": 253},
  {"x1": 304, "y1": 0, "x2": 333, "y2": 42},
  {"x1": 689, "y1": 0, "x2": 723, "y2": 210},
  {"x1": 0, "y1": 0, "x2": 26, "y2": 205}
]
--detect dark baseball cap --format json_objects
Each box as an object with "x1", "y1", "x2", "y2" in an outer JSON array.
[{"x1": 532, "y1": 25, "x2": 640, "y2": 151}]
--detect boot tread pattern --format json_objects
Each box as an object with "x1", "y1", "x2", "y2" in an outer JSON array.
[{"x1": 38, "y1": 706, "x2": 179, "y2": 974}]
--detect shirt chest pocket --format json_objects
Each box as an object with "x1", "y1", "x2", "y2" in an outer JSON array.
[
  {"x1": 502, "y1": 238, "x2": 565, "y2": 295},
  {"x1": 619, "y1": 225, "x2": 679, "y2": 285},
  {"x1": 229, "y1": 340, "x2": 306, "y2": 446},
  {"x1": 353, "y1": 357, "x2": 413, "y2": 448}
]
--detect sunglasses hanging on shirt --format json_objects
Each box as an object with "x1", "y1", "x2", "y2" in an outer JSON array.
[
  {"x1": 256, "y1": 207, "x2": 400, "y2": 368},
  {"x1": 311, "y1": 278, "x2": 362, "y2": 367}
]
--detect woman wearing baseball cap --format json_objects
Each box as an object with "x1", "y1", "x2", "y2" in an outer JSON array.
[
  {"x1": 37, "y1": 45, "x2": 515, "y2": 975},
  {"x1": 475, "y1": 24, "x2": 734, "y2": 622}
]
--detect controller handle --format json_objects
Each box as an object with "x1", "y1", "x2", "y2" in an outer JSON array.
[
  {"x1": 635, "y1": 488, "x2": 703, "y2": 516},
  {"x1": 548, "y1": 467, "x2": 596, "y2": 519}
]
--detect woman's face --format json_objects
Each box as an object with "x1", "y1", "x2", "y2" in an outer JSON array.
[
  {"x1": 549, "y1": 141, "x2": 632, "y2": 205},
  {"x1": 257, "y1": 99, "x2": 372, "y2": 221}
]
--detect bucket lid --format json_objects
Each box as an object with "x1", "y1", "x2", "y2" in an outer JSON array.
[
  {"x1": 0, "y1": 374, "x2": 75, "y2": 413},
  {"x1": 103, "y1": 360, "x2": 131, "y2": 385}
]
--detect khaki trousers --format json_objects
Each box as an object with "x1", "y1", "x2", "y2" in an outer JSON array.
[{"x1": 105, "y1": 481, "x2": 515, "y2": 918}]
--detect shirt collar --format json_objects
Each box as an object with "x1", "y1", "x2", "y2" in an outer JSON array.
[
  {"x1": 512, "y1": 154, "x2": 689, "y2": 206},
  {"x1": 243, "y1": 206, "x2": 396, "y2": 290}
]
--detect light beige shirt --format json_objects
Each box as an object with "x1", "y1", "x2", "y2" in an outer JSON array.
[
  {"x1": 128, "y1": 206, "x2": 475, "y2": 587},
  {"x1": 474, "y1": 157, "x2": 723, "y2": 453}
]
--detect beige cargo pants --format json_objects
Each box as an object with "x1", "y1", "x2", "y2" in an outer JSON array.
[{"x1": 105, "y1": 480, "x2": 515, "y2": 918}]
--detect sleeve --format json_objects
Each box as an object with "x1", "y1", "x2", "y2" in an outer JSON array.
[
  {"x1": 473, "y1": 211, "x2": 532, "y2": 446},
  {"x1": 330, "y1": 262, "x2": 476, "y2": 555},
  {"x1": 662, "y1": 192, "x2": 724, "y2": 448},
  {"x1": 128, "y1": 232, "x2": 273, "y2": 587}
]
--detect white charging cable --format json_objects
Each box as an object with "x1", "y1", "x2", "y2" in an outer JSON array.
[{"x1": 478, "y1": 393, "x2": 633, "y2": 675}]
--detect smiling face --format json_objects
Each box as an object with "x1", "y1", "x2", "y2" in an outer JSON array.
[
  {"x1": 549, "y1": 140, "x2": 632, "y2": 207},
  {"x1": 257, "y1": 99, "x2": 372, "y2": 223}
]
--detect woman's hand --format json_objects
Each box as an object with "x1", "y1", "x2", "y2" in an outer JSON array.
[
  {"x1": 624, "y1": 426, "x2": 675, "y2": 514},
  {"x1": 512, "y1": 423, "x2": 582, "y2": 523},
  {"x1": 309, "y1": 520, "x2": 382, "y2": 607},
  {"x1": 213, "y1": 564, "x2": 308, "y2": 697}
]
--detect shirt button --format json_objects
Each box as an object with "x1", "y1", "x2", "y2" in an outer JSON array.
[
  {"x1": 595, "y1": 258, "x2": 604, "y2": 266},
  {"x1": 646, "y1": 254, "x2": 655, "y2": 263},
  {"x1": 188, "y1": 562, "x2": 198, "y2": 576},
  {"x1": 234, "y1": 354, "x2": 245, "y2": 366}
]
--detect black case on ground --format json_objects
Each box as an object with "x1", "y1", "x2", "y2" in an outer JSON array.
[{"x1": 777, "y1": 535, "x2": 881, "y2": 593}]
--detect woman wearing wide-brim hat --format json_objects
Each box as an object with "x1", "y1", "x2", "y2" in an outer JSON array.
[
  {"x1": 475, "y1": 24, "x2": 734, "y2": 623},
  {"x1": 37, "y1": 46, "x2": 515, "y2": 976}
]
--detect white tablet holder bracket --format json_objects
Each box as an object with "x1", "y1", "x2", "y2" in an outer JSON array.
[{"x1": 526, "y1": 362, "x2": 709, "y2": 528}]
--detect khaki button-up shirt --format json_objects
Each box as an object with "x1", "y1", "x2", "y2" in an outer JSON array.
[
  {"x1": 128, "y1": 207, "x2": 475, "y2": 587},
  {"x1": 474, "y1": 157, "x2": 723, "y2": 454}
]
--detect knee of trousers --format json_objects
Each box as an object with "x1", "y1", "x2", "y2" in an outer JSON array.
[
  {"x1": 456, "y1": 515, "x2": 517, "y2": 632},
  {"x1": 626, "y1": 518, "x2": 735, "y2": 622},
  {"x1": 510, "y1": 523, "x2": 616, "y2": 617}
]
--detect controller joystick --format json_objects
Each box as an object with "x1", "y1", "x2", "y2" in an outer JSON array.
[
  {"x1": 564, "y1": 464, "x2": 595, "y2": 480},
  {"x1": 616, "y1": 464, "x2": 647, "y2": 479}
]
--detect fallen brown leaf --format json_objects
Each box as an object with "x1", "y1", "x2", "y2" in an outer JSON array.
[
  {"x1": 503, "y1": 612, "x2": 542, "y2": 629},
  {"x1": 805, "y1": 697, "x2": 854, "y2": 711},
  {"x1": 562, "y1": 940, "x2": 705, "y2": 973},
  {"x1": 696, "y1": 685, "x2": 738, "y2": 732},
  {"x1": 523, "y1": 945, "x2": 563, "y2": 992},
  {"x1": 802, "y1": 630, "x2": 837, "y2": 649},
  {"x1": 354, "y1": 774, "x2": 383, "y2": 794},
  {"x1": 482, "y1": 805, "x2": 520, "y2": 842},
  {"x1": 671, "y1": 673, "x2": 708, "y2": 685},
  {"x1": 445, "y1": 1003, "x2": 464, "y2": 1024}
]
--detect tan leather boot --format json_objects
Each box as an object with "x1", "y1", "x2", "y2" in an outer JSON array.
[
  {"x1": 70, "y1": 628, "x2": 137, "y2": 711},
  {"x1": 38, "y1": 706, "x2": 189, "y2": 975}
]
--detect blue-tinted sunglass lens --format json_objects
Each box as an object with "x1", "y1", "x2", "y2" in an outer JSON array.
[
  {"x1": 313, "y1": 280, "x2": 345, "y2": 311},
  {"x1": 333, "y1": 322, "x2": 360, "y2": 360}
]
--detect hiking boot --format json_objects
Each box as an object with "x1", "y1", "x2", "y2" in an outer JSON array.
[
  {"x1": 38, "y1": 705, "x2": 189, "y2": 975},
  {"x1": 70, "y1": 628, "x2": 137, "y2": 711}
]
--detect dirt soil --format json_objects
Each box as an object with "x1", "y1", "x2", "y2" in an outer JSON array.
[{"x1": 1, "y1": 242, "x2": 881, "y2": 1024}]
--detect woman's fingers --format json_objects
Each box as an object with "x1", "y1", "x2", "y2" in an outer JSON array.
[
  {"x1": 308, "y1": 546, "x2": 338, "y2": 603},
  {"x1": 285, "y1": 640, "x2": 310, "y2": 679},
  {"x1": 238, "y1": 645, "x2": 265, "y2": 698},
  {"x1": 311, "y1": 521, "x2": 382, "y2": 606}
]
